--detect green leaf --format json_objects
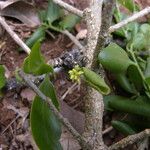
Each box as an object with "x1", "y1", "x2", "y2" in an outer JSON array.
[
  {"x1": 112, "y1": 120, "x2": 137, "y2": 135},
  {"x1": 59, "y1": 14, "x2": 81, "y2": 31},
  {"x1": 46, "y1": 0, "x2": 63, "y2": 24},
  {"x1": 82, "y1": 67, "x2": 110, "y2": 95},
  {"x1": 140, "y1": 24, "x2": 150, "y2": 49},
  {"x1": 31, "y1": 76, "x2": 62, "y2": 150},
  {"x1": 117, "y1": 0, "x2": 139, "y2": 12},
  {"x1": 127, "y1": 64, "x2": 143, "y2": 91},
  {"x1": 109, "y1": 96, "x2": 150, "y2": 117},
  {"x1": 140, "y1": 24, "x2": 150, "y2": 35},
  {"x1": 0, "y1": 65, "x2": 6, "y2": 89},
  {"x1": 39, "y1": 10, "x2": 47, "y2": 22},
  {"x1": 145, "y1": 57, "x2": 150, "y2": 85},
  {"x1": 98, "y1": 43, "x2": 135, "y2": 74},
  {"x1": 131, "y1": 33, "x2": 146, "y2": 50},
  {"x1": 23, "y1": 41, "x2": 53, "y2": 75},
  {"x1": 115, "y1": 73, "x2": 137, "y2": 93},
  {"x1": 25, "y1": 26, "x2": 46, "y2": 48},
  {"x1": 104, "y1": 95, "x2": 129, "y2": 111}
]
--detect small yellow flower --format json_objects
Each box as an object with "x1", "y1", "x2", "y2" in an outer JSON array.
[{"x1": 68, "y1": 65, "x2": 83, "y2": 83}]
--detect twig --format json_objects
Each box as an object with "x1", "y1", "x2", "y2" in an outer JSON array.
[
  {"x1": 109, "y1": 7, "x2": 150, "y2": 33},
  {"x1": 18, "y1": 70, "x2": 90, "y2": 149},
  {"x1": 53, "y1": 0, "x2": 83, "y2": 17},
  {"x1": 0, "y1": 16, "x2": 31, "y2": 54},
  {"x1": 61, "y1": 83, "x2": 78, "y2": 101},
  {"x1": 1, "y1": 115, "x2": 20, "y2": 135},
  {"x1": 102, "y1": 126, "x2": 113, "y2": 135},
  {"x1": 109, "y1": 129, "x2": 150, "y2": 150},
  {"x1": 62, "y1": 30, "x2": 85, "y2": 50},
  {"x1": 46, "y1": 30, "x2": 55, "y2": 39}
]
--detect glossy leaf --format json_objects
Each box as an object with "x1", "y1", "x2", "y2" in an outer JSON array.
[
  {"x1": 46, "y1": 0, "x2": 62, "y2": 24},
  {"x1": 23, "y1": 41, "x2": 53, "y2": 75},
  {"x1": 104, "y1": 95, "x2": 128, "y2": 111},
  {"x1": 59, "y1": 14, "x2": 81, "y2": 31},
  {"x1": 98, "y1": 43, "x2": 135, "y2": 74},
  {"x1": 115, "y1": 73, "x2": 137, "y2": 93},
  {"x1": 127, "y1": 64, "x2": 143, "y2": 91},
  {"x1": 31, "y1": 76, "x2": 62, "y2": 150},
  {"x1": 0, "y1": 65, "x2": 6, "y2": 89},
  {"x1": 112, "y1": 120, "x2": 137, "y2": 135},
  {"x1": 25, "y1": 26, "x2": 46, "y2": 48},
  {"x1": 82, "y1": 67, "x2": 110, "y2": 95},
  {"x1": 109, "y1": 97, "x2": 150, "y2": 117}
]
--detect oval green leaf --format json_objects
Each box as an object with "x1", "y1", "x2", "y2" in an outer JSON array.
[
  {"x1": 59, "y1": 14, "x2": 81, "y2": 31},
  {"x1": 112, "y1": 120, "x2": 137, "y2": 136},
  {"x1": 31, "y1": 76, "x2": 62, "y2": 150},
  {"x1": 82, "y1": 67, "x2": 110, "y2": 95},
  {"x1": 98, "y1": 43, "x2": 134, "y2": 74},
  {"x1": 115, "y1": 73, "x2": 137, "y2": 94},
  {"x1": 23, "y1": 40, "x2": 53, "y2": 75},
  {"x1": 109, "y1": 96, "x2": 150, "y2": 117}
]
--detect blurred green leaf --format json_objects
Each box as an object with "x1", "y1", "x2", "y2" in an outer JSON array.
[
  {"x1": 104, "y1": 95, "x2": 129, "y2": 111},
  {"x1": 117, "y1": 0, "x2": 139, "y2": 12},
  {"x1": 59, "y1": 14, "x2": 81, "y2": 31},
  {"x1": 140, "y1": 24, "x2": 150, "y2": 49},
  {"x1": 46, "y1": 0, "x2": 63, "y2": 24},
  {"x1": 131, "y1": 33, "x2": 146, "y2": 50},
  {"x1": 0, "y1": 65, "x2": 6, "y2": 89},
  {"x1": 112, "y1": 120, "x2": 137, "y2": 135},
  {"x1": 145, "y1": 57, "x2": 150, "y2": 86},
  {"x1": 109, "y1": 96, "x2": 150, "y2": 117},
  {"x1": 98, "y1": 43, "x2": 135, "y2": 74},
  {"x1": 31, "y1": 76, "x2": 62, "y2": 150},
  {"x1": 115, "y1": 73, "x2": 137, "y2": 93},
  {"x1": 82, "y1": 67, "x2": 110, "y2": 95},
  {"x1": 23, "y1": 41, "x2": 53, "y2": 75},
  {"x1": 127, "y1": 64, "x2": 143, "y2": 91},
  {"x1": 25, "y1": 26, "x2": 46, "y2": 49}
]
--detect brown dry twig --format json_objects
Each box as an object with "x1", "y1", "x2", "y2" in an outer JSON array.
[
  {"x1": 53, "y1": 0, "x2": 83, "y2": 17},
  {"x1": 109, "y1": 129, "x2": 150, "y2": 150},
  {"x1": 0, "y1": 16, "x2": 31, "y2": 54}
]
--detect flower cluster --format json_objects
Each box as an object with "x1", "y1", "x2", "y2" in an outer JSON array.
[{"x1": 68, "y1": 65, "x2": 83, "y2": 83}]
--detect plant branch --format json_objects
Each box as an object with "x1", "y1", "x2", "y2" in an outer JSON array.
[
  {"x1": 109, "y1": 129, "x2": 150, "y2": 150},
  {"x1": 62, "y1": 30, "x2": 85, "y2": 50},
  {"x1": 53, "y1": 0, "x2": 83, "y2": 17},
  {"x1": 82, "y1": 1, "x2": 107, "y2": 149},
  {"x1": 109, "y1": 7, "x2": 150, "y2": 33},
  {"x1": 82, "y1": 1, "x2": 115, "y2": 149},
  {"x1": 18, "y1": 70, "x2": 90, "y2": 149},
  {"x1": 0, "y1": 16, "x2": 31, "y2": 54}
]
